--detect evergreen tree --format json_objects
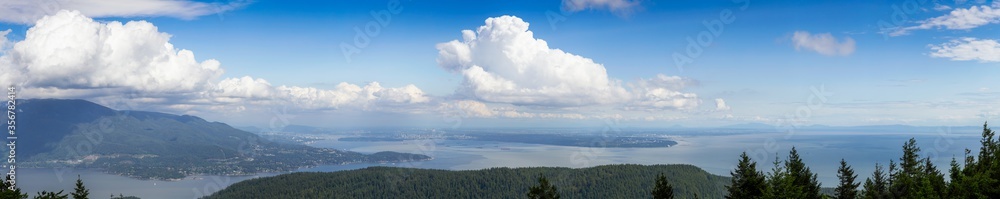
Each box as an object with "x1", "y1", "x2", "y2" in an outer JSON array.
[
  {"x1": 889, "y1": 138, "x2": 922, "y2": 198},
  {"x1": 785, "y1": 147, "x2": 822, "y2": 199},
  {"x1": 917, "y1": 158, "x2": 946, "y2": 199},
  {"x1": 71, "y1": 175, "x2": 88, "y2": 199},
  {"x1": 861, "y1": 163, "x2": 888, "y2": 199},
  {"x1": 32, "y1": 191, "x2": 67, "y2": 199},
  {"x1": 975, "y1": 122, "x2": 999, "y2": 197},
  {"x1": 952, "y1": 122, "x2": 1000, "y2": 198},
  {"x1": 763, "y1": 155, "x2": 798, "y2": 199},
  {"x1": 0, "y1": 175, "x2": 27, "y2": 199},
  {"x1": 726, "y1": 152, "x2": 765, "y2": 199},
  {"x1": 527, "y1": 175, "x2": 559, "y2": 199},
  {"x1": 651, "y1": 173, "x2": 674, "y2": 199},
  {"x1": 835, "y1": 159, "x2": 859, "y2": 199},
  {"x1": 947, "y1": 157, "x2": 965, "y2": 198}
]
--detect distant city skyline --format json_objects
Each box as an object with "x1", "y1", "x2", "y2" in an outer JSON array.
[{"x1": 1, "y1": 0, "x2": 998, "y2": 128}]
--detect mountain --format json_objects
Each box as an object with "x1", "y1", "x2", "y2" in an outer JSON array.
[
  {"x1": 203, "y1": 164, "x2": 730, "y2": 199},
  {"x1": 5, "y1": 99, "x2": 430, "y2": 180},
  {"x1": 721, "y1": 122, "x2": 775, "y2": 129}
]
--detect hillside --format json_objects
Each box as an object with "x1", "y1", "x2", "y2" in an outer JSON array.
[
  {"x1": 5, "y1": 99, "x2": 430, "y2": 180},
  {"x1": 203, "y1": 164, "x2": 730, "y2": 199}
]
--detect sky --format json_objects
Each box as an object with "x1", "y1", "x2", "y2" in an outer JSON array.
[{"x1": 0, "y1": 0, "x2": 998, "y2": 128}]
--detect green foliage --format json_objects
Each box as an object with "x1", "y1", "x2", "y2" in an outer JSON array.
[
  {"x1": 204, "y1": 164, "x2": 729, "y2": 199},
  {"x1": 0, "y1": 176, "x2": 27, "y2": 199},
  {"x1": 947, "y1": 122, "x2": 1000, "y2": 199},
  {"x1": 527, "y1": 175, "x2": 560, "y2": 199},
  {"x1": 652, "y1": 173, "x2": 674, "y2": 199},
  {"x1": 726, "y1": 152, "x2": 765, "y2": 199},
  {"x1": 32, "y1": 191, "x2": 66, "y2": 199},
  {"x1": 861, "y1": 163, "x2": 888, "y2": 199},
  {"x1": 729, "y1": 122, "x2": 1000, "y2": 199},
  {"x1": 835, "y1": 159, "x2": 859, "y2": 199},
  {"x1": 71, "y1": 175, "x2": 88, "y2": 199},
  {"x1": 785, "y1": 147, "x2": 823, "y2": 199}
]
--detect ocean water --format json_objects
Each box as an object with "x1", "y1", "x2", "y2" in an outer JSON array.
[{"x1": 16, "y1": 131, "x2": 986, "y2": 198}]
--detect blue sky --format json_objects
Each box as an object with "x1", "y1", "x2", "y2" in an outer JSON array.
[{"x1": 0, "y1": 0, "x2": 998, "y2": 128}]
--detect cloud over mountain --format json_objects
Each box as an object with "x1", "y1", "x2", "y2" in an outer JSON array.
[{"x1": 0, "y1": 10, "x2": 429, "y2": 113}]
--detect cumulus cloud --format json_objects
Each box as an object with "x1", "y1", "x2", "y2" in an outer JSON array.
[
  {"x1": 790, "y1": 31, "x2": 856, "y2": 56},
  {"x1": 274, "y1": 82, "x2": 429, "y2": 110},
  {"x1": 0, "y1": 29, "x2": 11, "y2": 51},
  {"x1": 0, "y1": 0, "x2": 248, "y2": 24},
  {"x1": 561, "y1": 0, "x2": 641, "y2": 16},
  {"x1": 891, "y1": 2, "x2": 1000, "y2": 36},
  {"x1": 436, "y1": 15, "x2": 704, "y2": 112},
  {"x1": 715, "y1": 98, "x2": 731, "y2": 111},
  {"x1": 440, "y1": 100, "x2": 496, "y2": 118},
  {"x1": 2, "y1": 10, "x2": 222, "y2": 93},
  {"x1": 436, "y1": 15, "x2": 630, "y2": 107},
  {"x1": 928, "y1": 37, "x2": 1000, "y2": 62},
  {"x1": 0, "y1": 10, "x2": 430, "y2": 113},
  {"x1": 626, "y1": 74, "x2": 700, "y2": 111}
]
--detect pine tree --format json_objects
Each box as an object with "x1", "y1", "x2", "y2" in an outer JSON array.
[
  {"x1": 947, "y1": 157, "x2": 965, "y2": 198},
  {"x1": 861, "y1": 163, "x2": 887, "y2": 199},
  {"x1": 917, "y1": 158, "x2": 946, "y2": 198},
  {"x1": 0, "y1": 175, "x2": 27, "y2": 199},
  {"x1": 977, "y1": 122, "x2": 999, "y2": 197},
  {"x1": 527, "y1": 175, "x2": 559, "y2": 199},
  {"x1": 889, "y1": 138, "x2": 922, "y2": 198},
  {"x1": 785, "y1": 147, "x2": 822, "y2": 199},
  {"x1": 835, "y1": 159, "x2": 859, "y2": 199},
  {"x1": 956, "y1": 122, "x2": 1000, "y2": 198},
  {"x1": 764, "y1": 155, "x2": 798, "y2": 199},
  {"x1": 32, "y1": 190, "x2": 67, "y2": 199},
  {"x1": 651, "y1": 173, "x2": 674, "y2": 199},
  {"x1": 71, "y1": 175, "x2": 88, "y2": 199},
  {"x1": 726, "y1": 152, "x2": 765, "y2": 199}
]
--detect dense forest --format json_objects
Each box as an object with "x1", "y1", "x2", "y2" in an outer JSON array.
[{"x1": 203, "y1": 164, "x2": 729, "y2": 199}]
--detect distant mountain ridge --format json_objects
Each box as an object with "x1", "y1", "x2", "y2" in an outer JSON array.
[{"x1": 4, "y1": 99, "x2": 430, "y2": 180}]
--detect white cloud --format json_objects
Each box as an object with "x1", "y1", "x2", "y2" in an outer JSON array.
[
  {"x1": 1, "y1": 10, "x2": 222, "y2": 93},
  {"x1": 274, "y1": 82, "x2": 429, "y2": 110},
  {"x1": 440, "y1": 100, "x2": 496, "y2": 118},
  {"x1": 891, "y1": 2, "x2": 1000, "y2": 36},
  {"x1": 436, "y1": 15, "x2": 630, "y2": 107},
  {"x1": 561, "y1": 0, "x2": 641, "y2": 16},
  {"x1": 626, "y1": 74, "x2": 700, "y2": 111},
  {"x1": 213, "y1": 76, "x2": 274, "y2": 99},
  {"x1": 928, "y1": 37, "x2": 1000, "y2": 62},
  {"x1": 0, "y1": 10, "x2": 430, "y2": 113},
  {"x1": 790, "y1": 31, "x2": 856, "y2": 56},
  {"x1": 715, "y1": 98, "x2": 731, "y2": 111},
  {"x1": 436, "y1": 15, "x2": 704, "y2": 111},
  {"x1": 0, "y1": 0, "x2": 247, "y2": 24},
  {"x1": 0, "y1": 29, "x2": 11, "y2": 51},
  {"x1": 933, "y1": 4, "x2": 953, "y2": 11}
]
